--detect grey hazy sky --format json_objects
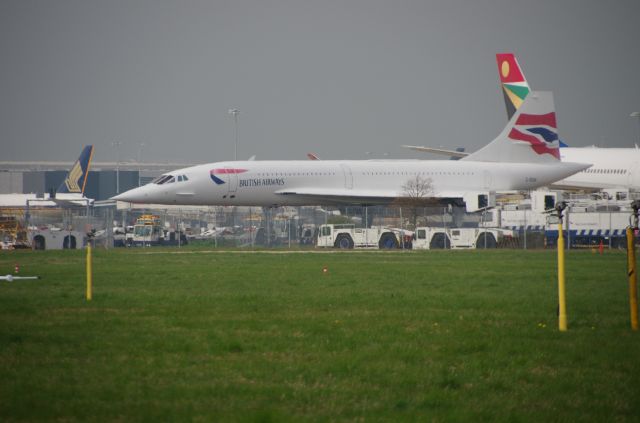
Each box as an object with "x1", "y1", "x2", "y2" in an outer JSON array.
[{"x1": 1, "y1": 0, "x2": 639, "y2": 163}]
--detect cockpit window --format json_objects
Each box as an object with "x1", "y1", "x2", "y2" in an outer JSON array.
[
  {"x1": 153, "y1": 175, "x2": 175, "y2": 185},
  {"x1": 153, "y1": 173, "x2": 190, "y2": 185}
]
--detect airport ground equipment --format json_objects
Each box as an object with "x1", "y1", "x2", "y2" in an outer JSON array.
[
  {"x1": 486, "y1": 189, "x2": 640, "y2": 248},
  {"x1": 30, "y1": 228, "x2": 85, "y2": 250},
  {"x1": 316, "y1": 224, "x2": 404, "y2": 249},
  {"x1": 555, "y1": 202, "x2": 568, "y2": 332},
  {"x1": 626, "y1": 201, "x2": 639, "y2": 330},
  {"x1": 0, "y1": 216, "x2": 30, "y2": 249},
  {"x1": 412, "y1": 227, "x2": 515, "y2": 250},
  {"x1": 128, "y1": 214, "x2": 187, "y2": 247},
  {"x1": 86, "y1": 231, "x2": 94, "y2": 301}
]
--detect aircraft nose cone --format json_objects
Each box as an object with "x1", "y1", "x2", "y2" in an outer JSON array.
[
  {"x1": 111, "y1": 187, "x2": 146, "y2": 202},
  {"x1": 111, "y1": 192, "x2": 130, "y2": 202}
]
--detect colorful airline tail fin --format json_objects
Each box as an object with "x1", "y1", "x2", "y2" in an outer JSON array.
[
  {"x1": 462, "y1": 91, "x2": 560, "y2": 163},
  {"x1": 57, "y1": 145, "x2": 94, "y2": 194},
  {"x1": 496, "y1": 53, "x2": 531, "y2": 120}
]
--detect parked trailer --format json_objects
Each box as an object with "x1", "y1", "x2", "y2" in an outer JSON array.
[
  {"x1": 316, "y1": 224, "x2": 405, "y2": 249},
  {"x1": 412, "y1": 227, "x2": 515, "y2": 250},
  {"x1": 30, "y1": 228, "x2": 85, "y2": 250}
]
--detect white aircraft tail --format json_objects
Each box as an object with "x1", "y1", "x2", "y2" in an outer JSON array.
[{"x1": 462, "y1": 91, "x2": 560, "y2": 163}]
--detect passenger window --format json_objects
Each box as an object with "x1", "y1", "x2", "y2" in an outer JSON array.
[{"x1": 417, "y1": 229, "x2": 426, "y2": 240}]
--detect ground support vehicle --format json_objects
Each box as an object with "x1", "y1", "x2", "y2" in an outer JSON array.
[
  {"x1": 477, "y1": 189, "x2": 640, "y2": 248},
  {"x1": 544, "y1": 212, "x2": 631, "y2": 248},
  {"x1": 412, "y1": 227, "x2": 515, "y2": 249},
  {"x1": 486, "y1": 192, "x2": 636, "y2": 248},
  {"x1": 316, "y1": 224, "x2": 406, "y2": 249},
  {"x1": 0, "y1": 216, "x2": 30, "y2": 249},
  {"x1": 128, "y1": 214, "x2": 187, "y2": 247}
]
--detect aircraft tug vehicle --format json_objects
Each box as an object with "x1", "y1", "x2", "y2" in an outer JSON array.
[
  {"x1": 412, "y1": 227, "x2": 515, "y2": 250},
  {"x1": 316, "y1": 223, "x2": 409, "y2": 249}
]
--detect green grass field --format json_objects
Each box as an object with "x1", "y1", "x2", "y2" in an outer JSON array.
[{"x1": 1, "y1": 247, "x2": 639, "y2": 422}]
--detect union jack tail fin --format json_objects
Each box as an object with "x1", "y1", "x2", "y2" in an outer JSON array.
[
  {"x1": 462, "y1": 91, "x2": 560, "y2": 163},
  {"x1": 57, "y1": 145, "x2": 94, "y2": 194},
  {"x1": 496, "y1": 53, "x2": 531, "y2": 120}
]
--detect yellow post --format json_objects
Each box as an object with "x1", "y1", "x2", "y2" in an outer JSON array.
[
  {"x1": 86, "y1": 243, "x2": 92, "y2": 301},
  {"x1": 626, "y1": 227, "x2": 638, "y2": 330},
  {"x1": 557, "y1": 221, "x2": 567, "y2": 331}
]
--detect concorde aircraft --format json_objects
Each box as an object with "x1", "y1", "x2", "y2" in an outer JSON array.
[
  {"x1": 112, "y1": 91, "x2": 589, "y2": 212},
  {"x1": 406, "y1": 53, "x2": 640, "y2": 190}
]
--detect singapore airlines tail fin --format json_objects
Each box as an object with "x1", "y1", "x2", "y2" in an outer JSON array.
[
  {"x1": 57, "y1": 145, "x2": 94, "y2": 194},
  {"x1": 462, "y1": 91, "x2": 560, "y2": 163},
  {"x1": 496, "y1": 53, "x2": 531, "y2": 120}
]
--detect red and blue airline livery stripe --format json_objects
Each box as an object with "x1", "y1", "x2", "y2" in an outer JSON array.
[
  {"x1": 209, "y1": 168, "x2": 247, "y2": 185},
  {"x1": 508, "y1": 113, "x2": 560, "y2": 159}
]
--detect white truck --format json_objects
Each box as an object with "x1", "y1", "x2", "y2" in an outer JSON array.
[
  {"x1": 316, "y1": 224, "x2": 407, "y2": 249},
  {"x1": 412, "y1": 227, "x2": 515, "y2": 250}
]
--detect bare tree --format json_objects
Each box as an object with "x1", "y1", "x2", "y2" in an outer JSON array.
[{"x1": 395, "y1": 175, "x2": 435, "y2": 229}]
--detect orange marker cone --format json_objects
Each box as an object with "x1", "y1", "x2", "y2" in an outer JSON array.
[
  {"x1": 599, "y1": 240, "x2": 604, "y2": 255},
  {"x1": 14, "y1": 263, "x2": 19, "y2": 274}
]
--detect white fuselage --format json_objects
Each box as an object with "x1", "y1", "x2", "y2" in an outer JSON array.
[
  {"x1": 113, "y1": 159, "x2": 587, "y2": 207},
  {"x1": 557, "y1": 147, "x2": 640, "y2": 190}
]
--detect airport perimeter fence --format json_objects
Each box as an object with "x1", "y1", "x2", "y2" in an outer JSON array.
[
  {"x1": 168, "y1": 206, "x2": 631, "y2": 251},
  {"x1": 5, "y1": 204, "x2": 635, "y2": 251}
]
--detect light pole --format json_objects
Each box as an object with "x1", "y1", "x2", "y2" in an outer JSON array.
[
  {"x1": 229, "y1": 109, "x2": 239, "y2": 160},
  {"x1": 112, "y1": 141, "x2": 122, "y2": 194},
  {"x1": 137, "y1": 142, "x2": 146, "y2": 187},
  {"x1": 631, "y1": 112, "x2": 640, "y2": 146}
]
